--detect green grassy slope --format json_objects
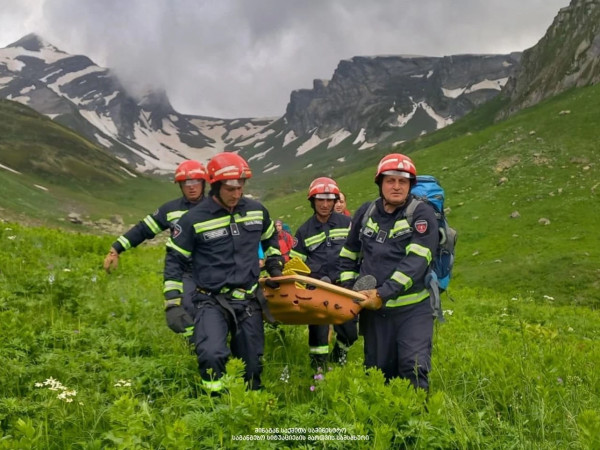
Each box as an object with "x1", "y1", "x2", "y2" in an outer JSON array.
[
  {"x1": 265, "y1": 84, "x2": 600, "y2": 305},
  {"x1": 0, "y1": 226, "x2": 598, "y2": 447},
  {"x1": 0, "y1": 99, "x2": 177, "y2": 227}
]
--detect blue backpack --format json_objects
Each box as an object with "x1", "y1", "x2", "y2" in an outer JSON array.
[{"x1": 408, "y1": 175, "x2": 457, "y2": 292}]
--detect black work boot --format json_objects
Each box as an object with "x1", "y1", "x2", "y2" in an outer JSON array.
[
  {"x1": 330, "y1": 342, "x2": 349, "y2": 365},
  {"x1": 309, "y1": 354, "x2": 328, "y2": 372}
]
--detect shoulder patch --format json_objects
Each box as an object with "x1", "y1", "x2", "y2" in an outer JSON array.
[
  {"x1": 414, "y1": 220, "x2": 428, "y2": 234},
  {"x1": 172, "y1": 223, "x2": 182, "y2": 238}
]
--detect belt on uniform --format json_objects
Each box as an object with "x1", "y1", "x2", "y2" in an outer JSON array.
[
  {"x1": 196, "y1": 283, "x2": 275, "y2": 324},
  {"x1": 196, "y1": 284, "x2": 258, "y2": 300}
]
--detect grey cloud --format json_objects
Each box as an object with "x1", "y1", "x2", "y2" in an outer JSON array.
[{"x1": 2, "y1": 0, "x2": 570, "y2": 118}]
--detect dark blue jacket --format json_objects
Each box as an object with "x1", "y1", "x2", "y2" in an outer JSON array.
[
  {"x1": 289, "y1": 212, "x2": 351, "y2": 282},
  {"x1": 163, "y1": 196, "x2": 282, "y2": 299},
  {"x1": 339, "y1": 196, "x2": 439, "y2": 307}
]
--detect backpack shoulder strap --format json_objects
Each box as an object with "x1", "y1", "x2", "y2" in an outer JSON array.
[
  {"x1": 404, "y1": 197, "x2": 422, "y2": 224},
  {"x1": 360, "y1": 200, "x2": 378, "y2": 231}
]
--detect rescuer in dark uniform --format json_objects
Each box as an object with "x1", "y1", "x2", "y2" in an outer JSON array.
[
  {"x1": 289, "y1": 177, "x2": 356, "y2": 369},
  {"x1": 339, "y1": 153, "x2": 439, "y2": 391},
  {"x1": 163, "y1": 152, "x2": 283, "y2": 393},
  {"x1": 103, "y1": 160, "x2": 208, "y2": 338}
]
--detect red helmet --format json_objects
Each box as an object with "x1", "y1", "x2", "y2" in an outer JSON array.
[
  {"x1": 375, "y1": 153, "x2": 417, "y2": 184},
  {"x1": 308, "y1": 177, "x2": 340, "y2": 199},
  {"x1": 174, "y1": 160, "x2": 207, "y2": 183},
  {"x1": 207, "y1": 152, "x2": 252, "y2": 185}
]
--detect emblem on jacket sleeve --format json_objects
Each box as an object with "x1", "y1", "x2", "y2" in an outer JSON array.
[
  {"x1": 414, "y1": 220, "x2": 428, "y2": 234},
  {"x1": 172, "y1": 224, "x2": 182, "y2": 238}
]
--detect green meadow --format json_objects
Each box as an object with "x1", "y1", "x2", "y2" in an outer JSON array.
[{"x1": 1, "y1": 84, "x2": 599, "y2": 448}]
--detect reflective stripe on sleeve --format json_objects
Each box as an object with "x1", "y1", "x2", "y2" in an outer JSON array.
[
  {"x1": 166, "y1": 238, "x2": 192, "y2": 258},
  {"x1": 289, "y1": 249, "x2": 307, "y2": 261},
  {"x1": 264, "y1": 246, "x2": 282, "y2": 257},
  {"x1": 385, "y1": 289, "x2": 429, "y2": 308},
  {"x1": 143, "y1": 215, "x2": 162, "y2": 235},
  {"x1": 340, "y1": 247, "x2": 359, "y2": 261},
  {"x1": 391, "y1": 271, "x2": 413, "y2": 290},
  {"x1": 340, "y1": 271, "x2": 359, "y2": 282},
  {"x1": 163, "y1": 280, "x2": 183, "y2": 294},
  {"x1": 406, "y1": 243, "x2": 432, "y2": 264},
  {"x1": 261, "y1": 220, "x2": 276, "y2": 240},
  {"x1": 117, "y1": 236, "x2": 132, "y2": 250}
]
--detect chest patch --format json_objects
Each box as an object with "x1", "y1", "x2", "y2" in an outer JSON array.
[
  {"x1": 415, "y1": 220, "x2": 428, "y2": 234},
  {"x1": 203, "y1": 227, "x2": 228, "y2": 241}
]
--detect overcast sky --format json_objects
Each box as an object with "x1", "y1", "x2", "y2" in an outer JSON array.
[{"x1": 1, "y1": 0, "x2": 571, "y2": 118}]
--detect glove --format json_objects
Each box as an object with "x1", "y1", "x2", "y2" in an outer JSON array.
[
  {"x1": 103, "y1": 248, "x2": 119, "y2": 273},
  {"x1": 264, "y1": 257, "x2": 284, "y2": 277},
  {"x1": 354, "y1": 289, "x2": 383, "y2": 310},
  {"x1": 164, "y1": 299, "x2": 194, "y2": 334}
]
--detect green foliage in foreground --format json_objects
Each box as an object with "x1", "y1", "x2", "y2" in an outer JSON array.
[{"x1": 1, "y1": 224, "x2": 599, "y2": 449}]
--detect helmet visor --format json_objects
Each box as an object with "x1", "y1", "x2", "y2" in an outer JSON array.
[
  {"x1": 314, "y1": 193, "x2": 337, "y2": 199},
  {"x1": 183, "y1": 179, "x2": 203, "y2": 186},
  {"x1": 223, "y1": 179, "x2": 246, "y2": 187},
  {"x1": 381, "y1": 170, "x2": 414, "y2": 179}
]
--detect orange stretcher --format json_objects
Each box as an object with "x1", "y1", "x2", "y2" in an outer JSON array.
[{"x1": 259, "y1": 275, "x2": 366, "y2": 325}]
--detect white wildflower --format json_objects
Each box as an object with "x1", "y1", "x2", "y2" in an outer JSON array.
[
  {"x1": 114, "y1": 379, "x2": 132, "y2": 387},
  {"x1": 279, "y1": 365, "x2": 290, "y2": 383},
  {"x1": 8, "y1": 235, "x2": 16, "y2": 240},
  {"x1": 543, "y1": 295, "x2": 554, "y2": 300}
]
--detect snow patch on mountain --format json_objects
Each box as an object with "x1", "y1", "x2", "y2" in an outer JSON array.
[
  {"x1": 80, "y1": 110, "x2": 119, "y2": 136},
  {"x1": 263, "y1": 164, "x2": 280, "y2": 173},
  {"x1": 442, "y1": 77, "x2": 509, "y2": 98},
  {"x1": 235, "y1": 127, "x2": 275, "y2": 147},
  {"x1": 104, "y1": 91, "x2": 119, "y2": 105},
  {"x1": 94, "y1": 133, "x2": 113, "y2": 148},
  {"x1": 327, "y1": 129, "x2": 352, "y2": 148},
  {"x1": 296, "y1": 131, "x2": 326, "y2": 156},
  {"x1": 120, "y1": 166, "x2": 138, "y2": 177},
  {"x1": 248, "y1": 147, "x2": 273, "y2": 162},
  {"x1": 48, "y1": 66, "x2": 106, "y2": 90},
  {"x1": 420, "y1": 101, "x2": 453, "y2": 129},
  {"x1": 283, "y1": 130, "x2": 297, "y2": 147},
  {"x1": 352, "y1": 128, "x2": 366, "y2": 145},
  {"x1": 0, "y1": 54, "x2": 25, "y2": 71},
  {"x1": 0, "y1": 163, "x2": 21, "y2": 174}
]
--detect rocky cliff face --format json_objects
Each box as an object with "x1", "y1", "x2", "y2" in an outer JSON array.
[
  {"x1": 285, "y1": 53, "x2": 521, "y2": 142},
  {"x1": 501, "y1": 0, "x2": 600, "y2": 117}
]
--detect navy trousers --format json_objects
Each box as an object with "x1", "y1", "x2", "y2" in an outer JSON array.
[
  {"x1": 193, "y1": 293, "x2": 264, "y2": 390},
  {"x1": 360, "y1": 298, "x2": 434, "y2": 391}
]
